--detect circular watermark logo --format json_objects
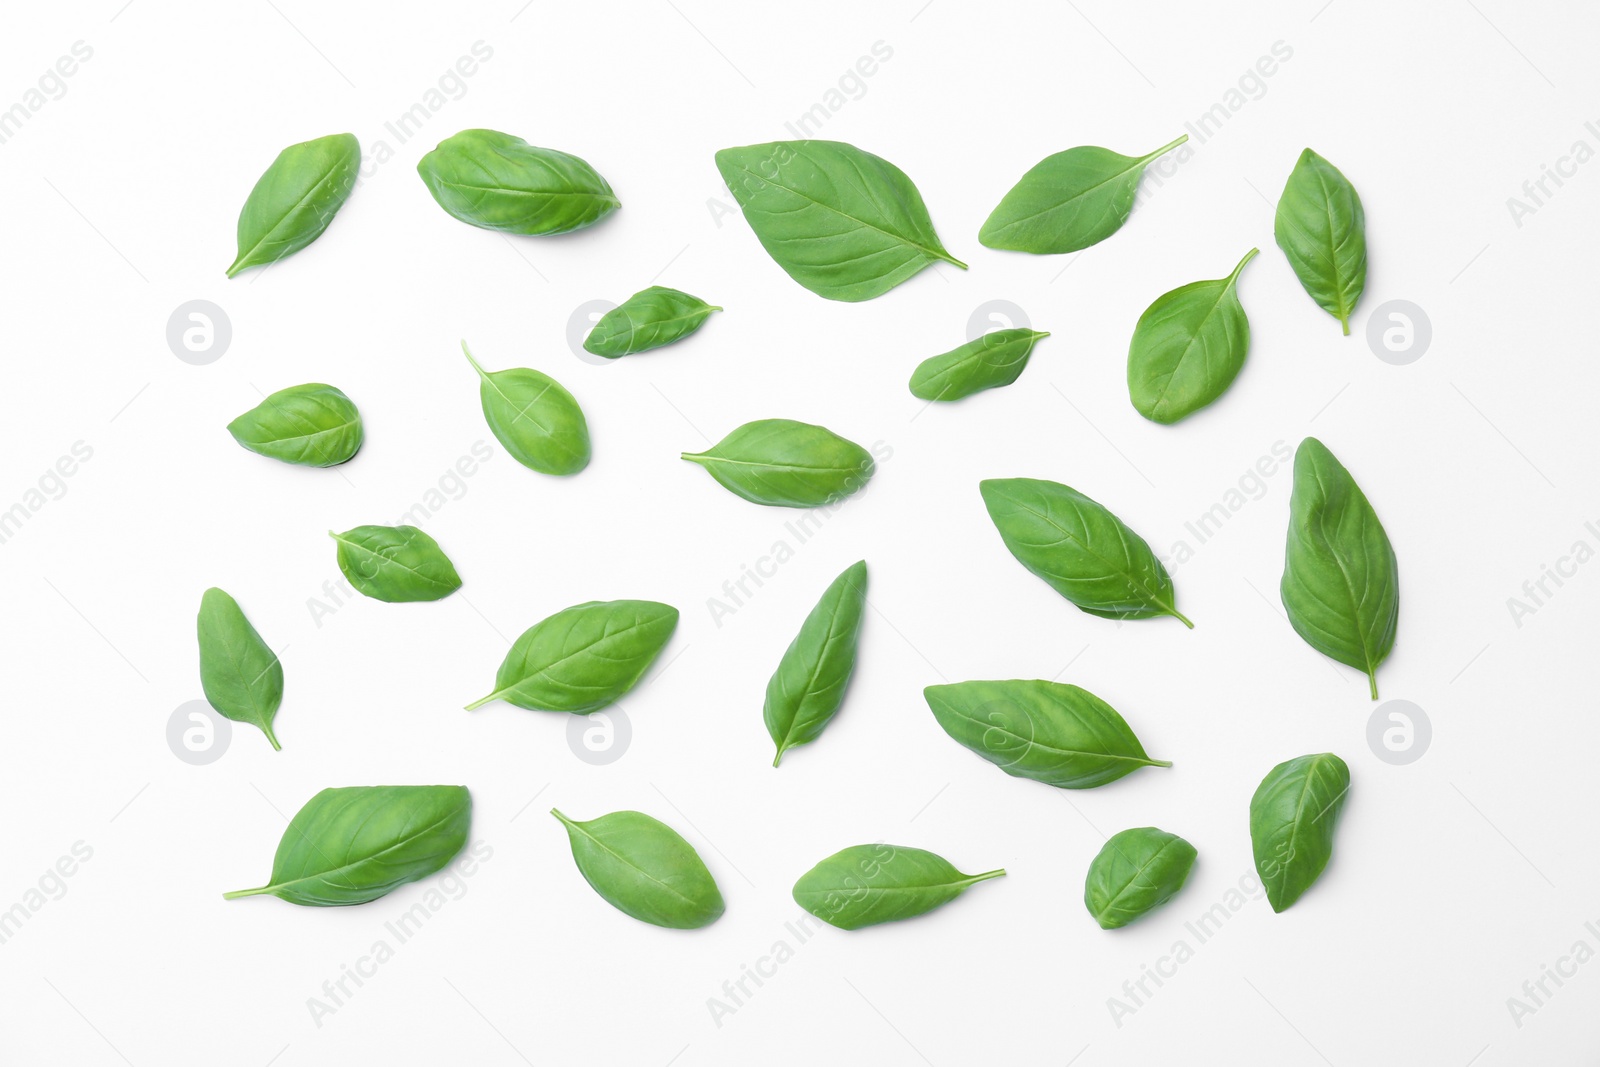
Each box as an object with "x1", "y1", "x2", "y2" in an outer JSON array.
[
  {"x1": 966, "y1": 299, "x2": 1031, "y2": 341},
  {"x1": 1365, "y1": 299, "x2": 1431, "y2": 366},
  {"x1": 568, "y1": 299, "x2": 618, "y2": 366},
  {"x1": 167, "y1": 700, "x2": 232, "y2": 765},
  {"x1": 1366, "y1": 699, "x2": 1431, "y2": 765},
  {"x1": 567, "y1": 707, "x2": 631, "y2": 765},
  {"x1": 166, "y1": 300, "x2": 232, "y2": 365}
]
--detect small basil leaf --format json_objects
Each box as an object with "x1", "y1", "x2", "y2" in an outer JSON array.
[
  {"x1": 330, "y1": 525, "x2": 461, "y2": 603},
  {"x1": 465, "y1": 599, "x2": 678, "y2": 713},
  {"x1": 227, "y1": 132, "x2": 360, "y2": 278},
  {"x1": 1250, "y1": 753, "x2": 1350, "y2": 913},
  {"x1": 1083, "y1": 827, "x2": 1197, "y2": 929},
  {"x1": 226, "y1": 383, "x2": 362, "y2": 468},
  {"x1": 923, "y1": 679, "x2": 1170, "y2": 789},
  {"x1": 462, "y1": 341, "x2": 590, "y2": 476},
  {"x1": 417, "y1": 129, "x2": 618, "y2": 236},
  {"x1": 979, "y1": 136, "x2": 1187, "y2": 254},
  {"x1": 1274, "y1": 148, "x2": 1367, "y2": 334},
  {"x1": 909, "y1": 329, "x2": 1051, "y2": 402},
  {"x1": 552, "y1": 808, "x2": 724, "y2": 929},
  {"x1": 683, "y1": 419, "x2": 874, "y2": 508},
  {"x1": 792, "y1": 844, "x2": 1004, "y2": 930},
  {"x1": 979, "y1": 478, "x2": 1191, "y2": 626},
  {"x1": 766, "y1": 561, "x2": 868, "y2": 766},
  {"x1": 224, "y1": 785, "x2": 471, "y2": 906},
  {"x1": 583, "y1": 286, "x2": 722, "y2": 358},
  {"x1": 1127, "y1": 248, "x2": 1257, "y2": 424},
  {"x1": 1280, "y1": 437, "x2": 1398, "y2": 698},
  {"x1": 714, "y1": 140, "x2": 966, "y2": 302},
  {"x1": 197, "y1": 587, "x2": 284, "y2": 751}
]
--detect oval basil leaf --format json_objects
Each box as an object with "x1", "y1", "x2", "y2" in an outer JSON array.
[
  {"x1": 1280, "y1": 437, "x2": 1398, "y2": 698},
  {"x1": 227, "y1": 383, "x2": 362, "y2": 468},
  {"x1": 462, "y1": 341, "x2": 590, "y2": 476},
  {"x1": 583, "y1": 286, "x2": 722, "y2": 358},
  {"x1": 979, "y1": 477, "x2": 1191, "y2": 626},
  {"x1": 552, "y1": 808, "x2": 724, "y2": 929},
  {"x1": 979, "y1": 136, "x2": 1186, "y2": 254},
  {"x1": 227, "y1": 132, "x2": 360, "y2": 278},
  {"x1": 465, "y1": 599, "x2": 678, "y2": 713},
  {"x1": 224, "y1": 785, "x2": 471, "y2": 906},
  {"x1": 417, "y1": 129, "x2": 618, "y2": 236},
  {"x1": 1250, "y1": 753, "x2": 1350, "y2": 913},
  {"x1": 330, "y1": 525, "x2": 461, "y2": 603},
  {"x1": 923, "y1": 679, "x2": 1170, "y2": 789},
  {"x1": 197, "y1": 587, "x2": 284, "y2": 751},
  {"x1": 1127, "y1": 248, "x2": 1257, "y2": 424},
  {"x1": 766, "y1": 560, "x2": 867, "y2": 766},
  {"x1": 1274, "y1": 148, "x2": 1367, "y2": 335},
  {"x1": 683, "y1": 419, "x2": 873, "y2": 508},
  {"x1": 714, "y1": 140, "x2": 966, "y2": 302},
  {"x1": 1083, "y1": 827, "x2": 1197, "y2": 929},
  {"x1": 793, "y1": 844, "x2": 1004, "y2": 930},
  {"x1": 909, "y1": 328, "x2": 1050, "y2": 402}
]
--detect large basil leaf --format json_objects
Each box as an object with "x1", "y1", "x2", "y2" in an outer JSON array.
[
  {"x1": 227, "y1": 132, "x2": 359, "y2": 278},
  {"x1": 766, "y1": 561, "x2": 868, "y2": 766},
  {"x1": 330, "y1": 524, "x2": 461, "y2": 603},
  {"x1": 197, "y1": 587, "x2": 284, "y2": 751},
  {"x1": 584, "y1": 286, "x2": 721, "y2": 358},
  {"x1": 552, "y1": 808, "x2": 724, "y2": 929},
  {"x1": 979, "y1": 478, "x2": 1191, "y2": 626},
  {"x1": 714, "y1": 140, "x2": 965, "y2": 302},
  {"x1": 683, "y1": 419, "x2": 873, "y2": 508},
  {"x1": 417, "y1": 129, "x2": 618, "y2": 236},
  {"x1": 1274, "y1": 148, "x2": 1367, "y2": 335},
  {"x1": 923, "y1": 679, "x2": 1170, "y2": 789},
  {"x1": 226, "y1": 383, "x2": 362, "y2": 468},
  {"x1": 792, "y1": 844, "x2": 1004, "y2": 930},
  {"x1": 1083, "y1": 827, "x2": 1197, "y2": 929},
  {"x1": 1280, "y1": 437, "x2": 1399, "y2": 698},
  {"x1": 909, "y1": 328, "x2": 1051, "y2": 402},
  {"x1": 224, "y1": 785, "x2": 471, "y2": 906},
  {"x1": 462, "y1": 341, "x2": 590, "y2": 475},
  {"x1": 465, "y1": 600, "x2": 678, "y2": 713},
  {"x1": 979, "y1": 136, "x2": 1187, "y2": 254},
  {"x1": 1127, "y1": 248, "x2": 1257, "y2": 424},
  {"x1": 1250, "y1": 753, "x2": 1350, "y2": 913}
]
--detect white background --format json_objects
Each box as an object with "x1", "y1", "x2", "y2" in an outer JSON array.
[{"x1": 2, "y1": 0, "x2": 1596, "y2": 1063}]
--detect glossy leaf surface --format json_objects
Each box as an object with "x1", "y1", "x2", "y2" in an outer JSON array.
[
  {"x1": 1127, "y1": 249, "x2": 1256, "y2": 424},
  {"x1": 1250, "y1": 753, "x2": 1350, "y2": 913},
  {"x1": 463, "y1": 341, "x2": 590, "y2": 475},
  {"x1": 197, "y1": 587, "x2": 284, "y2": 750},
  {"x1": 583, "y1": 286, "x2": 721, "y2": 357},
  {"x1": 683, "y1": 419, "x2": 873, "y2": 508},
  {"x1": 765, "y1": 561, "x2": 868, "y2": 766},
  {"x1": 331, "y1": 525, "x2": 461, "y2": 603},
  {"x1": 792, "y1": 844, "x2": 1004, "y2": 930},
  {"x1": 909, "y1": 329, "x2": 1050, "y2": 402},
  {"x1": 417, "y1": 129, "x2": 618, "y2": 235},
  {"x1": 552, "y1": 808, "x2": 724, "y2": 929},
  {"x1": 227, "y1": 383, "x2": 362, "y2": 468},
  {"x1": 227, "y1": 132, "x2": 359, "y2": 277},
  {"x1": 1274, "y1": 148, "x2": 1366, "y2": 334},
  {"x1": 1083, "y1": 827, "x2": 1197, "y2": 929}
]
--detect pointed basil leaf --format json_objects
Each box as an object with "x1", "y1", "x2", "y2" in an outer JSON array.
[
  {"x1": 1250, "y1": 753, "x2": 1350, "y2": 913},
  {"x1": 909, "y1": 328, "x2": 1051, "y2": 402},
  {"x1": 462, "y1": 341, "x2": 590, "y2": 476},
  {"x1": 330, "y1": 525, "x2": 461, "y2": 603},
  {"x1": 227, "y1": 133, "x2": 360, "y2": 278},
  {"x1": 551, "y1": 808, "x2": 724, "y2": 929},
  {"x1": 417, "y1": 129, "x2": 618, "y2": 236},
  {"x1": 227, "y1": 383, "x2": 362, "y2": 468},
  {"x1": 583, "y1": 286, "x2": 722, "y2": 358},
  {"x1": 197, "y1": 587, "x2": 284, "y2": 751},
  {"x1": 1083, "y1": 827, "x2": 1197, "y2": 929},
  {"x1": 1274, "y1": 148, "x2": 1367, "y2": 334},
  {"x1": 683, "y1": 419, "x2": 874, "y2": 508},
  {"x1": 766, "y1": 561, "x2": 867, "y2": 766},
  {"x1": 792, "y1": 844, "x2": 1004, "y2": 930},
  {"x1": 1127, "y1": 248, "x2": 1257, "y2": 424}
]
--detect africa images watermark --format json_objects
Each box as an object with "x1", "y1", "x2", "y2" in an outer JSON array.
[
  {"x1": 355, "y1": 40, "x2": 494, "y2": 183},
  {"x1": 1158, "y1": 440, "x2": 1292, "y2": 570},
  {"x1": 1504, "y1": 518, "x2": 1600, "y2": 629},
  {"x1": 0, "y1": 841, "x2": 94, "y2": 946},
  {"x1": 1505, "y1": 919, "x2": 1600, "y2": 1030},
  {"x1": 0, "y1": 440, "x2": 94, "y2": 548},
  {"x1": 1505, "y1": 120, "x2": 1600, "y2": 229},
  {"x1": 0, "y1": 40, "x2": 93, "y2": 147}
]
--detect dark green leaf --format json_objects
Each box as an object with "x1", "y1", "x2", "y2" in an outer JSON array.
[
  {"x1": 1083, "y1": 827, "x2": 1197, "y2": 929},
  {"x1": 552, "y1": 808, "x2": 724, "y2": 929},
  {"x1": 417, "y1": 129, "x2": 618, "y2": 235},
  {"x1": 683, "y1": 419, "x2": 874, "y2": 508},
  {"x1": 227, "y1": 133, "x2": 360, "y2": 278},
  {"x1": 226, "y1": 383, "x2": 362, "y2": 468},
  {"x1": 1127, "y1": 248, "x2": 1256, "y2": 424},
  {"x1": 330, "y1": 525, "x2": 461, "y2": 603},
  {"x1": 583, "y1": 286, "x2": 721, "y2": 358},
  {"x1": 909, "y1": 329, "x2": 1050, "y2": 402},
  {"x1": 1274, "y1": 148, "x2": 1367, "y2": 334},
  {"x1": 792, "y1": 844, "x2": 1004, "y2": 930},
  {"x1": 766, "y1": 561, "x2": 868, "y2": 766},
  {"x1": 1250, "y1": 753, "x2": 1350, "y2": 913},
  {"x1": 197, "y1": 587, "x2": 283, "y2": 751},
  {"x1": 462, "y1": 341, "x2": 590, "y2": 475}
]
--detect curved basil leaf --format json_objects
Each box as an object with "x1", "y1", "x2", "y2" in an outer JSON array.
[
  {"x1": 979, "y1": 136, "x2": 1186, "y2": 254},
  {"x1": 330, "y1": 525, "x2": 461, "y2": 603},
  {"x1": 979, "y1": 477, "x2": 1191, "y2": 626},
  {"x1": 227, "y1": 132, "x2": 360, "y2": 278},
  {"x1": 1083, "y1": 827, "x2": 1197, "y2": 929},
  {"x1": 1274, "y1": 148, "x2": 1367, "y2": 335},
  {"x1": 683, "y1": 419, "x2": 873, "y2": 508},
  {"x1": 583, "y1": 286, "x2": 721, "y2": 358},
  {"x1": 465, "y1": 599, "x2": 678, "y2": 713},
  {"x1": 417, "y1": 129, "x2": 618, "y2": 236},
  {"x1": 766, "y1": 561, "x2": 867, "y2": 766},
  {"x1": 909, "y1": 328, "x2": 1050, "y2": 402},
  {"x1": 714, "y1": 140, "x2": 966, "y2": 302},
  {"x1": 462, "y1": 341, "x2": 590, "y2": 476},
  {"x1": 1250, "y1": 753, "x2": 1350, "y2": 913},
  {"x1": 1280, "y1": 437, "x2": 1398, "y2": 698},
  {"x1": 793, "y1": 844, "x2": 1004, "y2": 930},
  {"x1": 197, "y1": 587, "x2": 284, "y2": 751},
  {"x1": 224, "y1": 785, "x2": 471, "y2": 906},
  {"x1": 227, "y1": 383, "x2": 362, "y2": 468},
  {"x1": 923, "y1": 679, "x2": 1170, "y2": 789},
  {"x1": 1127, "y1": 248, "x2": 1257, "y2": 424},
  {"x1": 552, "y1": 808, "x2": 724, "y2": 929}
]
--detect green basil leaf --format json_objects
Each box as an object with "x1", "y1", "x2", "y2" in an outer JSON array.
[
  {"x1": 714, "y1": 140, "x2": 965, "y2": 302},
  {"x1": 792, "y1": 844, "x2": 1004, "y2": 930},
  {"x1": 683, "y1": 419, "x2": 873, "y2": 508},
  {"x1": 330, "y1": 525, "x2": 461, "y2": 603},
  {"x1": 766, "y1": 560, "x2": 868, "y2": 766},
  {"x1": 197, "y1": 587, "x2": 284, "y2": 751},
  {"x1": 979, "y1": 477, "x2": 1191, "y2": 626},
  {"x1": 226, "y1": 383, "x2": 362, "y2": 468},
  {"x1": 417, "y1": 128, "x2": 618, "y2": 236},
  {"x1": 465, "y1": 599, "x2": 678, "y2": 713},
  {"x1": 979, "y1": 136, "x2": 1186, "y2": 254},
  {"x1": 1127, "y1": 248, "x2": 1257, "y2": 424},
  {"x1": 923, "y1": 679, "x2": 1170, "y2": 789},
  {"x1": 1250, "y1": 753, "x2": 1350, "y2": 913},
  {"x1": 1280, "y1": 437, "x2": 1398, "y2": 698},
  {"x1": 552, "y1": 808, "x2": 724, "y2": 929},
  {"x1": 583, "y1": 286, "x2": 722, "y2": 358},
  {"x1": 1083, "y1": 827, "x2": 1197, "y2": 929},
  {"x1": 1273, "y1": 148, "x2": 1367, "y2": 335},
  {"x1": 224, "y1": 785, "x2": 471, "y2": 906},
  {"x1": 909, "y1": 328, "x2": 1051, "y2": 402},
  {"x1": 227, "y1": 133, "x2": 360, "y2": 278},
  {"x1": 462, "y1": 341, "x2": 590, "y2": 476}
]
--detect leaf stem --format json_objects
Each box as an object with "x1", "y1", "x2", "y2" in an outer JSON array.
[
  {"x1": 1227, "y1": 247, "x2": 1260, "y2": 287},
  {"x1": 222, "y1": 886, "x2": 272, "y2": 900},
  {"x1": 461, "y1": 340, "x2": 489, "y2": 380},
  {"x1": 262, "y1": 722, "x2": 281, "y2": 751},
  {"x1": 1367, "y1": 672, "x2": 1379, "y2": 700},
  {"x1": 1142, "y1": 134, "x2": 1189, "y2": 163},
  {"x1": 1148, "y1": 757, "x2": 1174, "y2": 768},
  {"x1": 1169, "y1": 609, "x2": 1195, "y2": 629},
  {"x1": 549, "y1": 807, "x2": 576, "y2": 828},
  {"x1": 966, "y1": 869, "x2": 1007, "y2": 884},
  {"x1": 463, "y1": 692, "x2": 498, "y2": 711}
]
